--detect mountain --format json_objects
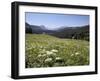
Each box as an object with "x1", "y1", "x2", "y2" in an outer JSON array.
[
  {"x1": 25, "y1": 22, "x2": 89, "y2": 41},
  {"x1": 52, "y1": 25, "x2": 89, "y2": 41},
  {"x1": 25, "y1": 22, "x2": 56, "y2": 34}
]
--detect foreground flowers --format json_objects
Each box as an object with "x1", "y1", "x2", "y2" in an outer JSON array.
[
  {"x1": 45, "y1": 58, "x2": 52, "y2": 62},
  {"x1": 25, "y1": 34, "x2": 89, "y2": 68},
  {"x1": 51, "y1": 49, "x2": 58, "y2": 52},
  {"x1": 75, "y1": 52, "x2": 80, "y2": 55}
]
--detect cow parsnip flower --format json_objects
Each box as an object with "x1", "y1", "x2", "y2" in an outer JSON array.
[
  {"x1": 75, "y1": 52, "x2": 80, "y2": 55},
  {"x1": 46, "y1": 51, "x2": 53, "y2": 55},
  {"x1": 45, "y1": 58, "x2": 52, "y2": 62},
  {"x1": 55, "y1": 57, "x2": 62, "y2": 60},
  {"x1": 51, "y1": 49, "x2": 58, "y2": 52}
]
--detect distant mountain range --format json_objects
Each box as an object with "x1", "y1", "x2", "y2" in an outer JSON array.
[
  {"x1": 25, "y1": 22, "x2": 89, "y2": 41},
  {"x1": 25, "y1": 23, "x2": 56, "y2": 34}
]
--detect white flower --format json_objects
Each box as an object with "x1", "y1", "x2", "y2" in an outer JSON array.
[
  {"x1": 71, "y1": 54, "x2": 74, "y2": 56},
  {"x1": 75, "y1": 52, "x2": 80, "y2": 55},
  {"x1": 51, "y1": 49, "x2": 58, "y2": 52},
  {"x1": 46, "y1": 51, "x2": 53, "y2": 55},
  {"x1": 55, "y1": 57, "x2": 62, "y2": 60},
  {"x1": 45, "y1": 58, "x2": 52, "y2": 62},
  {"x1": 42, "y1": 54, "x2": 47, "y2": 57},
  {"x1": 37, "y1": 54, "x2": 47, "y2": 57},
  {"x1": 37, "y1": 54, "x2": 42, "y2": 57}
]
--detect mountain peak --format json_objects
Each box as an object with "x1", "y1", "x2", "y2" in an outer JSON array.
[{"x1": 39, "y1": 25, "x2": 47, "y2": 30}]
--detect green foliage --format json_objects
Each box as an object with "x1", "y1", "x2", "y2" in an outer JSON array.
[
  {"x1": 25, "y1": 34, "x2": 89, "y2": 68},
  {"x1": 52, "y1": 25, "x2": 89, "y2": 41}
]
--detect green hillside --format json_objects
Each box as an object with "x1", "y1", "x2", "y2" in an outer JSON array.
[{"x1": 25, "y1": 34, "x2": 89, "y2": 68}]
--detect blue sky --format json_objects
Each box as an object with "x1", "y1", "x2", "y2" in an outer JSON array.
[{"x1": 25, "y1": 12, "x2": 89, "y2": 30}]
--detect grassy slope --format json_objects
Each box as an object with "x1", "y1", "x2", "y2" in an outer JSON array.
[{"x1": 25, "y1": 34, "x2": 89, "y2": 68}]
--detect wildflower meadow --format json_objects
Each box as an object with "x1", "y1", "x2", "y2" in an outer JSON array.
[{"x1": 25, "y1": 34, "x2": 89, "y2": 68}]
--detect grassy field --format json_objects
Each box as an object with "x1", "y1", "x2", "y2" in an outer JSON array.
[{"x1": 25, "y1": 34, "x2": 89, "y2": 68}]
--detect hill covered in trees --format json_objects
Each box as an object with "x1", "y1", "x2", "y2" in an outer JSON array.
[{"x1": 25, "y1": 22, "x2": 89, "y2": 41}]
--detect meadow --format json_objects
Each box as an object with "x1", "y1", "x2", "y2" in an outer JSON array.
[{"x1": 25, "y1": 34, "x2": 89, "y2": 68}]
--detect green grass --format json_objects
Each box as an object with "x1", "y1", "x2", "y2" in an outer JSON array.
[{"x1": 25, "y1": 34, "x2": 89, "y2": 68}]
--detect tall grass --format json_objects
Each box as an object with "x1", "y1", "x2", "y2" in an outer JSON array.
[{"x1": 25, "y1": 34, "x2": 89, "y2": 68}]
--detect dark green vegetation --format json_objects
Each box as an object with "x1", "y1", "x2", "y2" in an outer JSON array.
[
  {"x1": 25, "y1": 34, "x2": 89, "y2": 68},
  {"x1": 25, "y1": 23, "x2": 89, "y2": 41}
]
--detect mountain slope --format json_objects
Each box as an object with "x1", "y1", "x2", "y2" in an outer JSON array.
[
  {"x1": 52, "y1": 25, "x2": 89, "y2": 41},
  {"x1": 25, "y1": 22, "x2": 89, "y2": 41},
  {"x1": 25, "y1": 22, "x2": 56, "y2": 34}
]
